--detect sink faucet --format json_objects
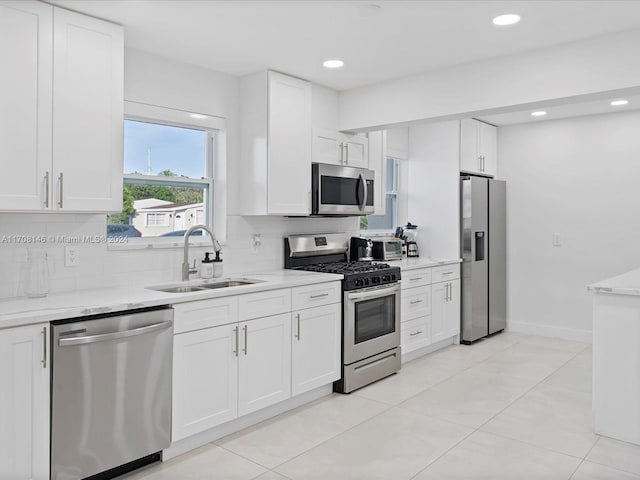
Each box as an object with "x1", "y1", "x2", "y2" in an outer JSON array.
[{"x1": 182, "y1": 224, "x2": 221, "y2": 281}]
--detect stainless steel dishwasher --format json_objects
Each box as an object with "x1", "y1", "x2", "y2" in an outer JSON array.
[{"x1": 51, "y1": 307, "x2": 173, "y2": 480}]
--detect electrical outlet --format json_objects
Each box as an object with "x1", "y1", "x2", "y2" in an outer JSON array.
[
  {"x1": 251, "y1": 234, "x2": 262, "y2": 254},
  {"x1": 65, "y1": 246, "x2": 80, "y2": 267},
  {"x1": 552, "y1": 233, "x2": 562, "y2": 247}
]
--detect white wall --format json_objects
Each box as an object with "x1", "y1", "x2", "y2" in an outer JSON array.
[
  {"x1": 406, "y1": 121, "x2": 460, "y2": 260},
  {"x1": 0, "y1": 50, "x2": 357, "y2": 300},
  {"x1": 339, "y1": 29, "x2": 640, "y2": 131},
  {"x1": 499, "y1": 110, "x2": 640, "y2": 342}
]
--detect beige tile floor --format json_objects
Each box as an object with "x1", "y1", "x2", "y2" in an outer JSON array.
[{"x1": 122, "y1": 332, "x2": 640, "y2": 480}]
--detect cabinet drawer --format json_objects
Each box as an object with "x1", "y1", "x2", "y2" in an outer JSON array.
[
  {"x1": 432, "y1": 264, "x2": 459, "y2": 283},
  {"x1": 401, "y1": 285, "x2": 431, "y2": 322},
  {"x1": 239, "y1": 288, "x2": 292, "y2": 321},
  {"x1": 291, "y1": 281, "x2": 341, "y2": 310},
  {"x1": 401, "y1": 268, "x2": 431, "y2": 289},
  {"x1": 401, "y1": 316, "x2": 431, "y2": 353},
  {"x1": 173, "y1": 296, "x2": 239, "y2": 333}
]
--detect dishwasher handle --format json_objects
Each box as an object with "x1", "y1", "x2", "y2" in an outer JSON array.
[{"x1": 58, "y1": 321, "x2": 172, "y2": 347}]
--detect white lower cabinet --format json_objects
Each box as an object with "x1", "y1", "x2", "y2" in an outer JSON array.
[
  {"x1": 172, "y1": 324, "x2": 238, "y2": 441},
  {"x1": 431, "y1": 278, "x2": 460, "y2": 343},
  {"x1": 238, "y1": 313, "x2": 292, "y2": 416},
  {"x1": 0, "y1": 323, "x2": 49, "y2": 480},
  {"x1": 291, "y1": 303, "x2": 341, "y2": 396}
]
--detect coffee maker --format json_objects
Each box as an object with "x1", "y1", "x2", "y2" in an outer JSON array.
[
  {"x1": 350, "y1": 237, "x2": 374, "y2": 261},
  {"x1": 404, "y1": 223, "x2": 419, "y2": 257}
]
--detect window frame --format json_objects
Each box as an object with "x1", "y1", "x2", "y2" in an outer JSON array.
[
  {"x1": 360, "y1": 157, "x2": 401, "y2": 236},
  {"x1": 108, "y1": 101, "x2": 227, "y2": 250}
]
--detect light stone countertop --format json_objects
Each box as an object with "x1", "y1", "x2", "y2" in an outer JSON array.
[
  {"x1": 587, "y1": 267, "x2": 640, "y2": 296},
  {"x1": 384, "y1": 257, "x2": 462, "y2": 271},
  {"x1": 0, "y1": 269, "x2": 343, "y2": 330}
]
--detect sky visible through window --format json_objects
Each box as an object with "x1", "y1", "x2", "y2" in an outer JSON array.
[{"x1": 124, "y1": 120, "x2": 206, "y2": 178}]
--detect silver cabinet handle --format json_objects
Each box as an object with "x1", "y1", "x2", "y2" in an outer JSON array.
[
  {"x1": 44, "y1": 172, "x2": 50, "y2": 208},
  {"x1": 344, "y1": 143, "x2": 349, "y2": 164},
  {"x1": 310, "y1": 293, "x2": 329, "y2": 299},
  {"x1": 41, "y1": 327, "x2": 47, "y2": 368},
  {"x1": 57, "y1": 172, "x2": 64, "y2": 208},
  {"x1": 233, "y1": 326, "x2": 239, "y2": 357},
  {"x1": 447, "y1": 282, "x2": 451, "y2": 302},
  {"x1": 410, "y1": 299, "x2": 423, "y2": 305},
  {"x1": 409, "y1": 331, "x2": 423, "y2": 337},
  {"x1": 243, "y1": 324, "x2": 248, "y2": 355},
  {"x1": 58, "y1": 321, "x2": 171, "y2": 346},
  {"x1": 409, "y1": 277, "x2": 422, "y2": 282},
  {"x1": 295, "y1": 313, "x2": 301, "y2": 341},
  {"x1": 441, "y1": 271, "x2": 454, "y2": 276},
  {"x1": 339, "y1": 142, "x2": 345, "y2": 164}
]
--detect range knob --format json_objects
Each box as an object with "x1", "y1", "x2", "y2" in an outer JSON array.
[
  {"x1": 354, "y1": 278, "x2": 364, "y2": 287},
  {"x1": 371, "y1": 277, "x2": 380, "y2": 284}
]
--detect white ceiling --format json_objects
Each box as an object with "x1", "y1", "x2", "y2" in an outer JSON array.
[{"x1": 50, "y1": 0, "x2": 640, "y2": 92}]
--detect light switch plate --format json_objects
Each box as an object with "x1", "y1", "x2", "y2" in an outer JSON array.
[
  {"x1": 552, "y1": 233, "x2": 562, "y2": 247},
  {"x1": 65, "y1": 246, "x2": 80, "y2": 267}
]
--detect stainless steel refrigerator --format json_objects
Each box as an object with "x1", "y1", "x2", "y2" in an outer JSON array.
[{"x1": 460, "y1": 175, "x2": 506, "y2": 344}]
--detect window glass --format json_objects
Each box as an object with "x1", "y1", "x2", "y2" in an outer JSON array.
[
  {"x1": 360, "y1": 157, "x2": 399, "y2": 232},
  {"x1": 107, "y1": 120, "x2": 213, "y2": 239}
]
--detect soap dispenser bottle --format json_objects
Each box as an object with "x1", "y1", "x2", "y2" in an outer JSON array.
[
  {"x1": 213, "y1": 251, "x2": 223, "y2": 278},
  {"x1": 200, "y1": 252, "x2": 214, "y2": 279}
]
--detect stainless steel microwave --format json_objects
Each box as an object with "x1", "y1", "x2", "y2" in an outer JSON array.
[{"x1": 312, "y1": 163, "x2": 375, "y2": 216}]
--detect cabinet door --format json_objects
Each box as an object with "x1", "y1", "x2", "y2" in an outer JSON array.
[
  {"x1": 445, "y1": 279, "x2": 461, "y2": 337},
  {"x1": 267, "y1": 71, "x2": 311, "y2": 215},
  {"x1": 343, "y1": 134, "x2": 369, "y2": 168},
  {"x1": 312, "y1": 128, "x2": 342, "y2": 165},
  {"x1": 0, "y1": 1, "x2": 52, "y2": 211},
  {"x1": 291, "y1": 303, "x2": 341, "y2": 396},
  {"x1": 479, "y1": 122, "x2": 497, "y2": 176},
  {"x1": 459, "y1": 119, "x2": 481, "y2": 174},
  {"x1": 431, "y1": 281, "x2": 448, "y2": 344},
  {"x1": 238, "y1": 313, "x2": 292, "y2": 416},
  {"x1": 172, "y1": 325, "x2": 238, "y2": 441},
  {"x1": 0, "y1": 323, "x2": 49, "y2": 480},
  {"x1": 52, "y1": 8, "x2": 123, "y2": 211}
]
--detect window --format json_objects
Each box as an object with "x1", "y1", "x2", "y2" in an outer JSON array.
[
  {"x1": 360, "y1": 157, "x2": 400, "y2": 232},
  {"x1": 107, "y1": 101, "x2": 227, "y2": 241}
]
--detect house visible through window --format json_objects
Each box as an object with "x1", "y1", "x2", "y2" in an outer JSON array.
[
  {"x1": 107, "y1": 119, "x2": 214, "y2": 238},
  {"x1": 361, "y1": 157, "x2": 399, "y2": 232}
]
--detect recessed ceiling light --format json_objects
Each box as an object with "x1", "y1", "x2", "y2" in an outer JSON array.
[
  {"x1": 323, "y1": 59, "x2": 344, "y2": 69},
  {"x1": 492, "y1": 14, "x2": 521, "y2": 26},
  {"x1": 189, "y1": 113, "x2": 208, "y2": 119},
  {"x1": 531, "y1": 111, "x2": 547, "y2": 117},
  {"x1": 610, "y1": 100, "x2": 629, "y2": 106}
]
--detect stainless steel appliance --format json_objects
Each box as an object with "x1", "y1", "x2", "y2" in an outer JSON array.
[
  {"x1": 371, "y1": 239, "x2": 403, "y2": 261},
  {"x1": 284, "y1": 233, "x2": 401, "y2": 393},
  {"x1": 349, "y1": 237, "x2": 374, "y2": 261},
  {"x1": 51, "y1": 307, "x2": 173, "y2": 480},
  {"x1": 460, "y1": 175, "x2": 507, "y2": 344},
  {"x1": 312, "y1": 163, "x2": 375, "y2": 216}
]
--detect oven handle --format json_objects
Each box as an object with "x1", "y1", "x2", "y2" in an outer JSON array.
[{"x1": 347, "y1": 283, "x2": 400, "y2": 302}]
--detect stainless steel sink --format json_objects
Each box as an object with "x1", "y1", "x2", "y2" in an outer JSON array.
[
  {"x1": 153, "y1": 285, "x2": 206, "y2": 293},
  {"x1": 148, "y1": 278, "x2": 263, "y2": 293},
  {"x1": 199, "y1": 280, "x2": 255, "y2": 289}
]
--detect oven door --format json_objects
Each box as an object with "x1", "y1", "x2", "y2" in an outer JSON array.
[
  {"x1": 313, "y1": 163, "x2": 375, "y2": 215},
  {"x1": 343, "y1": 283, "x2": 401, "y2": 365}
]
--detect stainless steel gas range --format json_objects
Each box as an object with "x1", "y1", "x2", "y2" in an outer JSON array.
[{"x1": 285, "y1": 233, "x2": 401, "y2": 393}]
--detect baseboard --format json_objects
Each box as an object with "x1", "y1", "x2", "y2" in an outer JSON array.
[
  {"x1": 508, "y1": 321, "x2": 592, "y2": 343},
  {"x1": 162, "y1": 384, "x2": 333, "y2": 461},
  {"x1": 401, "y1": 336, "x2": 455, "y2": 363}
]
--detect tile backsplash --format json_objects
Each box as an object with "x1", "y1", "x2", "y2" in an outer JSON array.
[{"x1": 0, "y1": 213, "x2": 358, "y2": 300}]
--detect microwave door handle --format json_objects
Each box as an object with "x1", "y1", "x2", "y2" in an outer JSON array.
[{"x1": 358, "y1": 172, "x2": 367, "y2": 211}]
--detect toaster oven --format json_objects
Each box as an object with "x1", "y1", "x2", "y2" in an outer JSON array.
[{"x1": 372, "y1": 239, "x2": 403, "y2": 261}]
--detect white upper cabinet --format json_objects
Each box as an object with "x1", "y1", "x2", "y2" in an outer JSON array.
[
  {"x1": 0, "y1": 2, "x2": 123, "y2": 212},
  {"x1": 0, "y1": 1, "x2": 52, "y2": 211},
  {"x1": 52, "y1": 8, "x2": 124, "y2": 211},
  {"x1": 367, "y1": 131, "x2": 386, "y2": 215},
  {"x1": 240, "y1": 71, "x2": 312, "y2": 215},
  {"x1": 311, "y1": 129, "x2": 369, "y2": 168},
  {"x1": 460, "y1": 119, "x2": 497, "y2": 177}
]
